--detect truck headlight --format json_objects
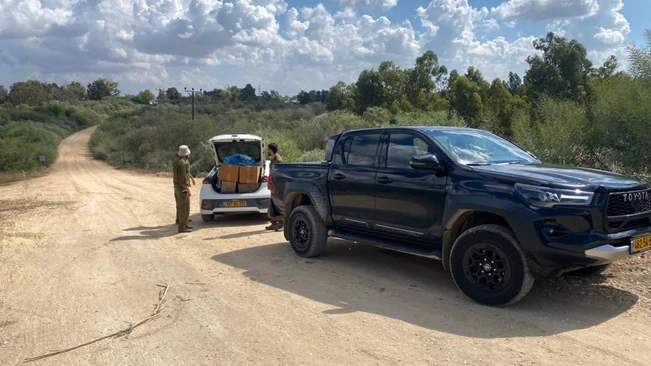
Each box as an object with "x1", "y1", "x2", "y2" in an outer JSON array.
[{"x1": 515, "y1": 183, "x2": 594, "y2": 208}]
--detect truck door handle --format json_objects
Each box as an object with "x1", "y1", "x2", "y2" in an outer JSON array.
[
  {"x1": 333, "y1": 173, "x2": 346, "y2": 180},
  {"x1": 377, "y1": 177, "x2": 393, "y2": 184}
]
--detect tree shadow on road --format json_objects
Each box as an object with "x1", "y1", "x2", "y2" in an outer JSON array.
[{"x1": 211, "y1": 241, "x2": 638, "y2": 339}]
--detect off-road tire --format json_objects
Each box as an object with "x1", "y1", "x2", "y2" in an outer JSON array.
[
  {"x1": 449, "y1": 224, "x2": 534, "y2": 307},
  {"x1": 201, "y1": 214, "x2": 214, "y2": 222},
  {"x1": 288, "y1": 205, "x2": 327, "y2": 258},
  {"x1": 567, "y1": 264, "x2": 610, "y2": 277}
]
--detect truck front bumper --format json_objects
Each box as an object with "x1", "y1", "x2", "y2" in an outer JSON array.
[{"x1": 508, "y1": 207, "x2": 651, "y2": 278}]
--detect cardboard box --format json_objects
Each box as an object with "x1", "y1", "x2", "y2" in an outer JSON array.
[
  {"x1": 238, "y1": 183, "x2": 259, "y2": 194},
  {"x1": 219, "y1": 164, "x2": 240, "y2": 182},
  {"x1": 220, "y1": 181, "x2": 237, "y2": 193},
  {"x1": 239, "y1": 165, "x2": 261, "y2": 184}
]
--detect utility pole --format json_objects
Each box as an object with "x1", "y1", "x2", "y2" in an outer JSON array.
[{"x1": 184, "y1": 87, "x2": 202, "y2": 120}]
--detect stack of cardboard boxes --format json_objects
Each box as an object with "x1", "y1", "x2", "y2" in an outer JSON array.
[{"x1": 219, "y1": 163, "x2": 261, "y2": 193}]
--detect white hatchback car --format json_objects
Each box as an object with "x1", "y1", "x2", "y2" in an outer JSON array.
[{"x1": 199, "y1": 133, "x2": 271, "y2": 222}]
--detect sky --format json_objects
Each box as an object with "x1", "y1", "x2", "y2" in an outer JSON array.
[{"x1": 0, "y1": 0, "x2": 646, "y2": 96}]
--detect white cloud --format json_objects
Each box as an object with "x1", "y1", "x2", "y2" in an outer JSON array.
[
  {"x1": 492, "y1": 0, "x2": 599, "y2": 22},
  {"x1": 340, "y1": 0, "x2": 398, "y2": 10},
  {"x1": 0, "y1": 0, "x2": 637, "y2": 94},
  {"x1": 594, "y1": 27, "x2": 625, "y2": 45}
]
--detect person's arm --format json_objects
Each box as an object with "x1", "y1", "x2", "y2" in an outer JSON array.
[{"x1": 183, "y1": 162, "x2": 193, "y2": 195}]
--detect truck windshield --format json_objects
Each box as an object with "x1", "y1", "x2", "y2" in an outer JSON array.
[{"x1": 425, "y1": 129, "x2": 539, "y2": 165}]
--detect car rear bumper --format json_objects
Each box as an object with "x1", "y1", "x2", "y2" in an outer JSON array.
[{"x1": 200, "y1": 198, "x2": 270, "y2": 214}]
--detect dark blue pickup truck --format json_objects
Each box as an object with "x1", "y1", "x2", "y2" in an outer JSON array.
[{"x1": 269, "y1": 126, "x2": 651, "y2": 306}]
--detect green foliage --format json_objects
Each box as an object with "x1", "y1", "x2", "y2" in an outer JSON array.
[
  {"x1": 135, "y1": 90, "x2": 156, "y2": 105},
  {"x1": 0, "y1": 85, "x2": 8, "y2": 104},
  {"x1": 8, "y1": 80, "x2": 52, "y2": 106},
  {"x1": 524, "y1": 32, "x2": 593, "y2": 104},
  {"x1": 0, "y1": 99, "x2": 119, "y2": 171},
  {"x1": 628, "y1": 29, "x2": 651, "y2": 85},
  {"x1": 87, "y1": 78, "x2": 120, "y2": 100},
  {"x1": 591, "y1": 76, "x2": 651, "y2": 173}
]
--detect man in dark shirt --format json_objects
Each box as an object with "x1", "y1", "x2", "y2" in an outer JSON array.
[
  {"x1": 266, "y1": 143, "x2": 283, "y2": 231},
  {"x1": 173, "y1": 145, "x2": 195, "y2": 233}
]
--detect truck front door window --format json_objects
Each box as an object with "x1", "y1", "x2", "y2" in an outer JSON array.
[{"x1": 386, "y1": 134, "x2": 431, "y2": 168}]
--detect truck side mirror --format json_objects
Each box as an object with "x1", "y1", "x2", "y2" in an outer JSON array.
[{"x1": 409, "y1": 154, "x2": 444, "y2": 171}]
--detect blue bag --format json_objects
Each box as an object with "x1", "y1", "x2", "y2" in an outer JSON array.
[{"x1": 223, "y1": 154, "x2": 257, "y2": 166}]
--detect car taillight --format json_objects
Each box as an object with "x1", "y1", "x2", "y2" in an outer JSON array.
[
  {"x1": 202, "y1": 177, "x2": 210, "y2": 184},
  {"x1": 262, "y1": 175, "x2": 270, "y2": 183}
]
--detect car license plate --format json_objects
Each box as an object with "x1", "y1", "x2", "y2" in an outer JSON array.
[
  {"x1": 224, "y1": 201, "x2": 248, "y2": 208},
  {"x1": 631, "y1": 235, "x2": 651, "y2": 254}
]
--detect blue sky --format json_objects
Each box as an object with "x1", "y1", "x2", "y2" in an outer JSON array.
[{"x1": 0, "y1": 0, "x2": 646, "y2": 95}]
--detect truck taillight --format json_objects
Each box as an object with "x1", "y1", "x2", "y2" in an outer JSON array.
[
  {"x1": 268, "y1": 176, "x2": 274, "y2": 193},
  {"x1": 202, "y1": 177, "x2": 210, "y2": 184}
]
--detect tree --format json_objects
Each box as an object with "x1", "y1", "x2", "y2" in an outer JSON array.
[
  {"x1": 66, "y1": 81, "x2": 87, "y2": 101},
  {"x1": 354, "y1": 69, "x2": 384, "y2": 114},
  {"x1": 406, "y1": 50, "x2": 447, "y2": 107},
  {"x1": 524, "y1": 32, "x2": 593, "y2": 104},
  {"x1": 240, "y1": 84, "x2": 257, "y2": 101},
  {"x1": 503, "y1": 72, "x2": 522, "y2": 95},
  {"x1": 166, "y1": 87, "x2": 182, "y2": 101},
  {"x1": 326, "y1": 82, "x2": 348, "y2": 111},
  {"x1": 227, "y1": 86, "x2": 240, "y2": 102},
  {"x1": 377, "y1": 61, "x2": 408, "y2": 108},
  {"x1": 0, "y1": 84, "x2": 7, "y2": 104},
  {"x1": 627, "y1": 29, "x2": 651, "y2": 83},
  {"x1": 592, "y1": 55, "x2": 620, "y2": 79},
  {"x1": 136, "y1": 89, "x2": 155, "y2": 104},
  {"x1": 449, "y1": 76, "x2": 483, "y2": 124},
  {"x1": 8, "y1": 80, "x2": 52, "y2": 106},
  {"x1": 87, "y1": 78, "x2": 120, "y2": 100},
  {"x1": 269, "y1": 90, "x2": 284, "y2": 103}
]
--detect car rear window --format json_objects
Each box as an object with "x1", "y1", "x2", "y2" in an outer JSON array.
[{"x1": 215, "y1": 141, "x2": 262, "y2": 162}]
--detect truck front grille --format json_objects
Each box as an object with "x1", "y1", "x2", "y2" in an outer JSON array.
[
  {"x1": 606, "y1": 189, "x2": 651, "y2": 232},
  {"x1": 606, "y1": 189, "x2": 651, "y2": 216}
]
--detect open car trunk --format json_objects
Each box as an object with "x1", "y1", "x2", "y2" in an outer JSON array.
[{"x1": 208, "y1": 133, "x2": 265, "y2": 194}]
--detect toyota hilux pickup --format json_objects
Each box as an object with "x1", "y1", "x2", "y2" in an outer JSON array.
[{"x1": 269, "y1": 126, "x2": 651, "y2": 306}]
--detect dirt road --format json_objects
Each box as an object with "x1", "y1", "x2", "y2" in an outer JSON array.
[{"x1": 1, "y1": 127, "x2": 650, "y2": 366}]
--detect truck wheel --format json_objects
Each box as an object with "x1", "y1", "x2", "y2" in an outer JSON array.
[
  {"x1": 288, "y1": 205, "x2": 327, "y2": 258},
  {"x1": 201, "y1": 214, "x2": 214, "y2": 222},
  {"x1": 449, "y1": 224, "x2": 534, "y2": 307},
  {"x1": 567, "y1": 264, "x2": 610, "y2": 277}
]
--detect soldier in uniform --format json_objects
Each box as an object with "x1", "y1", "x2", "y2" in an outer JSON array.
[
  {"x1": 266, "y1": 143, "x2": 284, "y2": 231},
  {"x1": 173, "y1": 145, "x2": 195, "y2": 233}
]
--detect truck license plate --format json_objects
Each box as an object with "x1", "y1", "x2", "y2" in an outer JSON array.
[
  {"x1": 225, "y1": 201, "x2": 248, "y2": 208},
  {"x1": 631, "y1": 235, "x2": 651, "y2": 254}
]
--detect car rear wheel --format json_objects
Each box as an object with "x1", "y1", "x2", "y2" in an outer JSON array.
[
  {"x1": 202, "y1": 214, "x2": 214, "y2": 222},
  {"x1": 450, "y1": 224, "x2": 534, "y2": 307},
  {"x1": 567, "y1": 264, "x2": 610, "y2": 277},
  {"x1": 288, "y1": 205, "x2": 327, "y2": 258}
]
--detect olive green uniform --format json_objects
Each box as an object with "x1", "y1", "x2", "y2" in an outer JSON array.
[
  {"x1": 269, "y1": 154, "x2": 283, "y2": 226},
  {"x1": 173, "y1": 158, "x2": 192, "y2": 229}
]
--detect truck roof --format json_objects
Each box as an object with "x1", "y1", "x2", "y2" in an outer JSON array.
[{"x1": 338, "y1": 126, "x2": 480, "y2": 135}]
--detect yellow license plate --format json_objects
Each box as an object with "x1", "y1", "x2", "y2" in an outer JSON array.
[
  {"x1": 631, "y1": 235, "x2": 651, "y2": 254},
  {"x1": 225, "y1": 201, "x2": 247, "y2": 208}
]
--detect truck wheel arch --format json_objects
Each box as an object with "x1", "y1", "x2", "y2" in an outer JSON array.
[
  {"x1": 282, "y1": 183, "x2": 328, "y2": 223},
  {"x1": 442, "y1": 210, "x2": 516, "y2": 270}
]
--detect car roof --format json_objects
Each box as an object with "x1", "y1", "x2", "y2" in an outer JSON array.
[{"x1": 207, "y1": 133, "x2": 263, "y2": 142}]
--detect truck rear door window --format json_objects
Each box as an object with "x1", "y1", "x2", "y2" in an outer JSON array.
[{"x1": 344, "y1": 134, "x2": 381, "y2": 166}]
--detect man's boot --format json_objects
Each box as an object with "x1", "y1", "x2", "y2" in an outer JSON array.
[{"x1": 178, "y1": 226, "x2": 193, "y2": 233}]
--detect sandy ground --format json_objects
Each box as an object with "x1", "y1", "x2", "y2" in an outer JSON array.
[{"x1": 1, "y1": 127, "x2": 650, "y2": 366}]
